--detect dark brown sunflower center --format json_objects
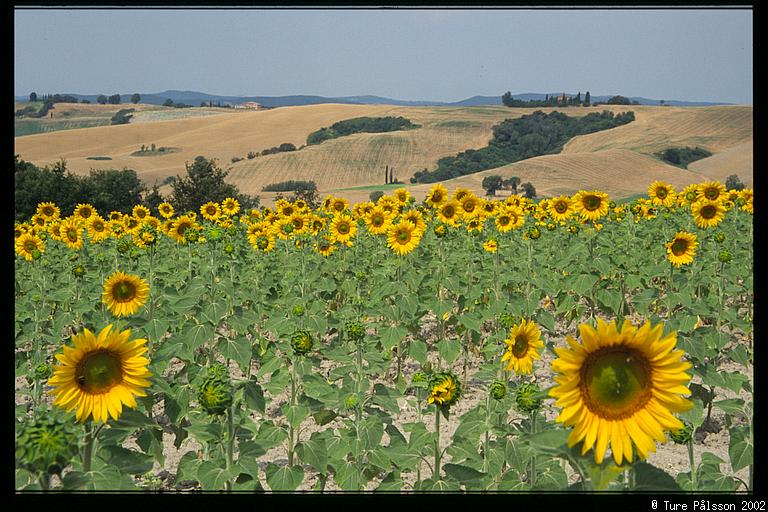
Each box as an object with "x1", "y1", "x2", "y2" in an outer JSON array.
[
  {"x1": 42, "y1": 206, "x2": 54, "y2": 216},
  {"x1": 463, "y1": 200, "x2": 476, "y2": 212},
  {"x1": 66, "y1": 229, "x2": 78, "y2": 242},
  {"x1": 80, "y1": 209, "x2": 92, "y2": 218},
  {"x1": 555, "y1": 202, "x2": 568, "y2": 213},
  {"x1": 700, "y1": 205, "x2": 717, "y2": 219},
  {"x1": 113, "y1": 281, "x2": 137, "y2": 302},
  {"x1": 337, "y1": 222, "x2": 350, "y2": 235},
  {"x1": 206, "y1": 206, "x2": 217, "y2": 215},
  {"x1": 656, "y1": 188, "x2": 668, "y2": 199},
  {"x1": 498, "y1": 216, "x2": 511, "y2": 226},
  {"x1": 584, "y1": 196, "x2": 601, "y2": 211},
  {"x1": 24, "y1": 241, "x2": 37, "y2": 252},
  {"x1": 333, "y1": 202, "x2": 345, "y2": 212},
  {"x1": 704, "y1": 189, "x2": 719, "y2": 200},
  {"x1": 671, "y1": 239, "x2": 688, "y2": 256},
  {"x1": 283, "y1": 207, "x2": 294, "y2": 216},
  {"x1": 443, "y1": 206, "x2": 455, "y2": 218},
  {"x1": 512, "y1": 334, "x2": 529, "y2": 358},
  {"x1": 432, "y1": 191, "x2": 443, "y2": 202},
  {"x1": 580, "y1": 347, "x2": 652, "y2": 420},
  {"x1": 372, "y1": 214, "x2": 384, "y2": 227},
  {"x1": 397, "y1": 228, "x2": 411, "y2": 243},
  {"x1": 76, "y1": 350, "x2": 123, "y2": 393}
]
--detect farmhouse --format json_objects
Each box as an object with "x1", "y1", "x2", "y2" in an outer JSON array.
[{"x1": 235, "y1": 101, "x2": 263, "y2": 110}]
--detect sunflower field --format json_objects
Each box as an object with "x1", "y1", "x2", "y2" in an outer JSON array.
[{"x1": 14, "y1": 180, "x2": 753, "y2": 492}]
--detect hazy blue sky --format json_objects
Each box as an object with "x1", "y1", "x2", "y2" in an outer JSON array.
[{"x1": 14, "y1": 8, "x2": 752, "y2": 104}]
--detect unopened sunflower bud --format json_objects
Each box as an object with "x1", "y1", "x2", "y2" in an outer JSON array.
[
  {"x1": 208, "y1": 227, "x2": 223, "y2": 241},
  {"x1": 227, "y1": 225, "x2": 238, "y2": 236},
  {"x1": 31, "y1": 249, "x2": 42, "y2": 261},
  {"x1": 411, "y1": 371, "x2": 429, "y2": 387},
  {"x1": 117, "y1": 239, "x2": 132, "y2": 254},
  {"x1": 714, "y1": 232, "x2": 726, "y2": 243},
  {"x1": 184, "y1": 229, "x2": 199, "y2": 243},
  {"x1": 343, "y1": 394, "x2": 360, "y2": 409},
  {"x1": 292, "y1": 304, "x2": 305, "y2": 317},
  {"x1": 16, "y1": 411, "x2": 79, "y2": 475},
  {"x1": 223, "y1": 243, "x2": 235, "y2": 255},
  {"x1": 526, "y1": 227, "x2": 541, "y2": 240},
  {"x1": 669, "y1": 421, "x2": 694, "y2": 445},
  {"x1": 546, "y1": 223, "x2": 556, "y2": 231},
  {"x1": 345, "y1": 321, "x2": 365, "y2": 342},
  {"x1": 34, "y1": 363, "x2": 52, "y2": 380},
  {"x1": 568, "y1": 225, "x2": 579, "y2": 235},
  {"x1": 489, "y1": 380, "x2": 507, "y2": 400},
  {"x1": 290, "y1": 329, "x2": 313, "y2": 355},
  {"x1": 72, "y1": 265, "x2": 86, "y2": 278},
  {"x1": 434, "y1": 224, "x2": 447, "y2": 238},
  {"x1": 718, "y1": 251, "x2": 732, "y2": 264},
  {"x1": 514, "y1": 382, "x2": 542, "y2": 413}
]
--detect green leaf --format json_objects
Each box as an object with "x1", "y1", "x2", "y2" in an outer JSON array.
[
  {"x1": 536, "y1": 310, "x2": 555, "y2": 333},
  {"x1": 196, "y1": 460, "x2": 232, "y2": 490},
  {"x1": 632, "y1": 461, "x2": 682, "y2": 491},
  {"x1": 409, "y1": 339, "x2": 428, "y2": 364},
  {"x1": 526, "y1": 428, "x2": 569, "y2": 455},
  {"x1": 379, "y1": 325, "x2": 407, "y2": 351},
  {"x1": 372, "y1": 383, "x2": 400, "y2": 414},
  {"x1": 265, "y1": 464, "x2": 304, "y2": 491},
  {"x1": 569, "y1": 273, "x2": 598, "y2": 295},
  {"x1": 679, "y1": 398, "x2": 705, "y2": 430},
  {"x1": 333, "y1": 460, "x2": 363, "y2": 491},
  {"x1": 175, "y1": 451, "x2": 202, "y2": 483},
  {"x1": 312, "y1": 408, "x2": 338, "y2": 426},
  {"x1": 98, "y1": 445, "x2": 154, "y2": 475},
  {"x1": 443, "y1": 463, "x2": 488, "y2": 490},
  {"x1": 375, "y1": 471, "x2": 402, "y2": 491},
  {"x1": 232, "y1": 471, "x2": 264, "y2": 491},
  {"x1": 243, "y1": 380, "x2": 266, "y2": 414},
  {"x1": 282, "y1": 403, "x2": 309, "y2": 429},
  {"x1": 458, "y1": 313, "x2": 482, "y2": 333},
  {"x1": 295, "y1": 438, "x2": 328, "y2": 475},
  {"x1": 714, "y1": 398, "x2": 745, "y2": 417},
  {"x1": 183, "y1": 323, "x2": 214, "y2": 352},
  {"x1": 217, "y1": 335, "x2": 252, "y2": 371},
  {"x1": 437, "y1": 339, "x2": 461, "y2": 365},
  {"x1": 728, "y1": 425, "x2": 752, "y2": 472},
  {"x1": 406, "y1": 422, "x2": 434, "y2": 452}
]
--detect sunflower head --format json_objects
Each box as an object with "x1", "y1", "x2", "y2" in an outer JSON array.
[
  {"x1": 102, "y1": 271, "x2": 150, "y2": 317},
  {"x1": 411, "y1": 370, "x2": 430, "y2": 388},
  {"x1": 427, "y1": 371, "x2": 461, "y2": 409},
  {"x1": 550, "y1": 318, "x2": 692, "y2": 465},
  {"x1": 72, "y1": 265, "x2": 86, "y2": 278},
  {"x1": 291, "y1": 329, "x2": 314, "y2": 355},
  {"x1": 514, "y1": 381, "x2": 542, "y2": 413},
  {"x1": 48, "y1": 325, "x2": 152, "y2": 423},
  {"x1": 666, "y1": 231, "x2": 698, "y2": 267},
  {"x1": 197, "y1": 365, "x2": 233, "y2": 416},
  {"x1": 501, "y1": 319, "x2": 544, "y2": 375},
  {"x1": 718, "y1": 250, "x2": 732, "y2": 264},
  {"x1": 34, "y1": 363, "x2": 53, "y2": 380},
  {"x1": 16, "y1": 410, "x2": 80, "y2": 475},
  {"x1": 668, "y1": 420, "x2": 694, "y2": 445},
  {"x1": 483, "y1": 238, "x2": 498, "y2": 253},
  {"x1": 345, "y1": 321, "x2": 366, "y2": 343},
  {"x1": 489, "y1": 380, "x2": 507, "y2": 400}
]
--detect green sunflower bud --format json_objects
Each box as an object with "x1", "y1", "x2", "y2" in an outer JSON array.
[
  {"x1": 514, "y1": 382, "x2": 542, "y2": 413},
  {"x1": 197, "y1": 365, "x2": 233, "y2": 416},
  {"x1": 526, "y1": 227, "x2": 541, "y2": 240},
  {"x1": 608, "y1": 201, "x2": 617, "y2": 209},
  {"x1": 290, "y1": 329, "x2": 313, "y2": 355},
  {"x1": 411, "y1": 370, "x2": 429, "y2": 388},
  {"x1": 227, "y1": 225, "x2": 238, "y2": 236},
  {"x1": 116, "y1": 238, "x2": 132, "y2": 254},
  {"x1": 714, "y1": 232, "x2": 726, "y2": 243},
  {"x1": 718, "y1": 251, "x2": 732, "y2": 264},
  {"x1": 223, "y1": 243, "x2": 235, "y2": 255},
  {"x1": 355, "y1": 270, "x2": 367, "y2": 280},
  {"x1": 489, "y1": 380, "x2": 507, "y2": 400},
  {"x1": 208, "y1": 227, "x2": 223, "y2": 241},
  {"x1": 546, "y1": 223, "x2": 556, "y2": 231},
  {"x1": 206, "y1": 363, "x2": 230, "y2": 381},
  {"x1": 292, "y1": 304, "x2": 305, "y2": 317},
  {"x1": 34, "y1": 363, "x2": 53, "y2": 380},
  {"x1": 283, "y1": 223, "x2": 295, "y2": 234},
  {"x1": 184, "y1": 229, "x2": 199, "y2": 243},
  {"x1": 16, "y1": 410, "x2": 79, "y2": 475},
  {"x1": 343, "y1": 394, "x2": 360, "y2": 409},
  {"x1": 345, "y1": 321, "x2": 366, "y2": 342},
  {"x1": 72, "y1": 265, "x2": 86, "y2": 278},
  {"x1": 31, "y1": 249, "x2": 42, "y2": 260},
  {"x1": 669, "y1": 420, "x2": 694, "y2": 445},
  {"x1": 498, "y1": 312, "x2": 516, "y2": 329}
]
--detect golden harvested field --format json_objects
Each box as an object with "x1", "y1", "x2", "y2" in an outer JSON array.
[{"x1": 15, "y1": 103, "x2": 752, "y2": 205}]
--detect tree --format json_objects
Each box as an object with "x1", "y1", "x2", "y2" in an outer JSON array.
[
  {"x1": 108, "y1": 94, "x2": 121, "y2": 105},
  {"x1": 370, "y1": 190, "x2": 385, "y2": 203},
  {"x1": 660, "y1": 99, "x2": 665, "y2": 107},
  {"x1": 131, "y1": 93, "x2": 141, "y2": 104},
  {"x1": 521, "y1": 182, "x2": 537, "y2": 199},
  {"x1": 97, "y1": 95, "x2": 108, "y2": 105},
  {"x1": 29, "y1": 92, "x2": 37, "y2": 102},
  {"x1": 481, "y1": 175, "x2": 504, "y2": 196},
  {"x1": 725, "y1": 174, "x2": 745, "y2": 191},
  {"x1": 501, "y1": 91, "x2": 513, "y2": 107},
  {"x1": 142, "y1": 184, "x2": 165, "y2": 215},
  {"x1": 503, "y1": 176, "x2": 521, "y2": 194},
  {"x1": 163, "y1": 99, "x2": 175, "y2": 107},
  {"x1": 170, "y1": 156, "x2": 259, "y2": 213},
  {"x1": 606, "y1": 95, "x2": 631, "y2": 105},
  {"x1": 584, "y1": 91, "x2": 591, "y2": 107}
]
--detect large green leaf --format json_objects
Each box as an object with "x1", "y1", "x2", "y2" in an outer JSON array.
[
  {"x1": 296, "y1": 438, "x2": 328, "y2": 475},
  {"x1": 196, "y1": 460, "x2": 232, "y2": 490},
  {"x1": 729, "y1": 425, "x2": 752, "y2": 472},
  {"x1": 265, "y1": 464, "x2": 304, "y2": 491}
]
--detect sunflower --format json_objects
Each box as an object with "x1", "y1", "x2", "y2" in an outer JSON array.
[
  {"x1": 452, "y1": 187, "x2": 473, "y2": 202},
  {"x1": 387, "y1": 220, "x2": 421, "y2": 256},
  {"x1": 393, "y1": 188, "x2": 410, "y2": 204},
  {"x1": 483, "y1": 238, "x2": 498, "y2": 253},
  {"x1": 308, "y1": 215, "x2": 327, "y2": 235},
  {"x1": 14, "y1": 222, "x2": 29, "y2": 240},
  {"x1": 200, "y1": 201, "x2": 222, "y2": 221},
  {"x1": 329, "y1": 213, "x2": 357, "y2": 244},
  {"x1": 157, "y1": 202, "x2": 175, "y2": 219},
  {"x1": 31, "y1": 214, "x2": 48, "y2": 229},
  {"x1": 437, "y1": 200, "x2": 462, "y2": 226},
  {"x1": 330, "y1": 197, "x2": 349, "y2": 215},
  {"x1": 122, "y1": 215, "x2": 141, "y2": 235},
  {"x1": 15, "y1": 232, "x2": 45, "y2": 261},
  {"x1": 459, "y1": 195, "x2": 481, "y2": 216},
  {"x1": 666, "y1": 232, "x2": 698, "y2": 267},
  {"x1": 573, "y1": 190, "x2": 610, "y2": 221},
  {"x1": 696, "y1": 181, "x2": 726, "y2": 202},
  {"x1": 364, "y1": 206, "x2": 393, "y2": 235},
  {"x1": 102, "y1": 271, "x2": 150, "y2": 317},
  {"x1": 690, "y1": 199, "x2": 726, "y2": 228},
  {"x1": 288, "y1": 212, "x2": 309, "y2": 235},
  {"x1": 401, "y1": 209, "x2": 427, "y2": 234},
  {"x1": 48, "y1": 324, "x2": 152, "y2": 423},
  {"x1": 59, "y1": 217, "x2": 84, "y2": 250},
  {"x1": 648, "y1": 181, "x2": 677, "y2": 207},
  {"x1": 501, "y1": 319, "x2": 543, "y2": 375},
  {"x1": 314, "y1": 236, "x2": 337, "y2": 257},
  {"x1": 108, "y1": 211, "x2": 124, "y2": 222},
  {"x1": 73, "y1": 203, "x2": 97, "y2": 222},
  {"x1": 86, "y1": 216, "x2": 110, "y2": 243},
  {"x1": 426, "y1": 183, "x2": 448, "y2": 208},
  {"x1": 132, "y1": 205, "x2": 150, "y2": 220},
  {"x1": 168, "y1": 215, "x2": 197, "y2": 243},
  {"x1": 36, "y1": 202, "x2": 60, "y2": 221},
  {"x1": 550, "y1": 318, "x2": 693, "y2": 465},
  {"x1": 249, "y1": 233, "x2": 276, "y2": 253},
  {"x1": 221, "y1": 197, "x2": 240, "y2": 216},
  {"x1": 548, "y1": 196, "x2": 574, "y2": 222},
  {"x1": 427, "y1": 371, "x2": 461, "y2": 408},
  {"x1": 495, "y1": 206, "x2": 525, "y2": 232}
]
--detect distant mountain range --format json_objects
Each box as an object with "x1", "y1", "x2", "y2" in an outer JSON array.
[{"x1": 14, "y1": 90, "x2": 733, "y2": 108}]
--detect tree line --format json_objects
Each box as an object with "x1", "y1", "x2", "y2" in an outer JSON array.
[
  {"x1": 411, "y1": 110, "x2": 635, "y2": 184},
  {"x1": 14, "y1": 155, "x2": 259, "y2": 221},
  {"x1": 307, "y1": 117, "x2": 419, "y2": 145}
]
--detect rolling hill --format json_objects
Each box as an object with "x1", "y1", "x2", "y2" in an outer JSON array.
[{"x1": 14, "y1": 103, "x2": 752, "y2": 206}]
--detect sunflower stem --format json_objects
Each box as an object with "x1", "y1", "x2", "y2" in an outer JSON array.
[
  {"x1": 483, "y1": 394, "x2": 491, "y2": 474},
  {"x1": 687, "y1": 438, "x2": 697, "y2": 490},
  {"x1": 82, "y1": 422, "x2": 96, "y2": 473},
  {"x1": 529, "y1": 408, "x2": 537, "y2": 488},
  {"x1": 225, "y1": 404, "x2": 235, "y2": 492},
  {"x1": 434, "y1": 405, "x2": 441, "y2": 479}
]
